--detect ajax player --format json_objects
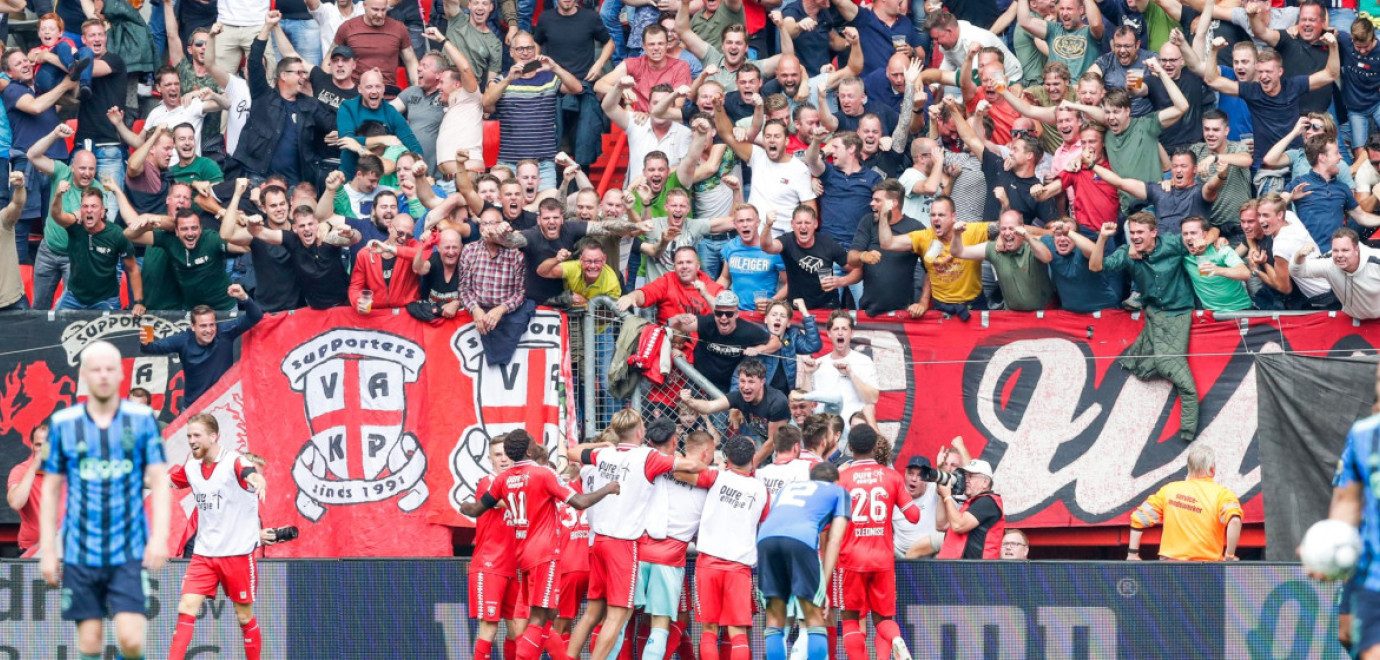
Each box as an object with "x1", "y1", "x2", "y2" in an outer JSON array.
[
  {"x1": 461, "y1": 430, "x2": 620, "y2": 660},
  {"x1": 168, "y1": 414, "x2": 268, "y2": 660},
  {"x1": 40, "y1": 341, "x2": 171, "y2": 660}
]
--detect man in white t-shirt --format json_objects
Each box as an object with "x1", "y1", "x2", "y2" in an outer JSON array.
[
  {"x1": 132, "y1": 68, "x2": 226, "y2": 156},
  {"x1": 800, "y1": 310, "x2": 879, "y2": 426},
  {"x1": 892, "y1": 455, "x2": 942, "y2": 558},
  {"x1": 606, "y1": 80, "x2": 693, "y2": 185},
  {"x1": 714, "y1": 102, "x2": 817, "y2": 236},
  {"x1": 1252, "y1": 193, "x2": 1334, "y2": 307}
]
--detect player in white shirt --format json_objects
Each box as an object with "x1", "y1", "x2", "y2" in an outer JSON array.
[
  {"x1": 892, "y1": 456, "x2": 944, "y2": 559},
  {"x1": 573, "y1": 411, "x2": 706, "y2": 660},
  {"x1": 681, "y1": 436, "x2": 771, "y2": 660},
  {"x1": 167, "y1": 414, "x2": 267, "y2": 660},
  {"x1": 756, "y1": 426, "x2": 814, "y2": 499},
  {"x1": 799, "y1": 311, "x2": 879, "y2": 428}
]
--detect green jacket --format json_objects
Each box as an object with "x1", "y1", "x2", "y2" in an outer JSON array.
[{"x1": 103, "y1": 0, "x2": 158, "y2": 73}]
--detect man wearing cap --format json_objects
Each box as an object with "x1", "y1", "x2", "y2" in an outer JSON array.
[
  {"x1": 669, "y1": 290, "x2": 781, "y2": 393},
  {"x1": 935, "y1": 459, "x2": 1006, "y2": 560},
  {"x1": 893, "y1": 455, "x2": 943, "y2": 559}
]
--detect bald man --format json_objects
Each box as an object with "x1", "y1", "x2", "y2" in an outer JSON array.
[
  {"x1": 862, "y1": 52, "x2": 913, "y2": 114},
  {"x1": 41, "y1": 341, "x2": 170, "y2": 660}
]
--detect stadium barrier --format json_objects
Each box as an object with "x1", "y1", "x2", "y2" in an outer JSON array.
[{"x1": 0, "y1": 559, "x2": 1344, "y2": 659}]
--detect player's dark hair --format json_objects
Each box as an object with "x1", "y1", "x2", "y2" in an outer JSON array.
[
  {"x1": 775, "y1": 426, "x2": 802, "y2": 455},
  {"x1": 738, "y1": 358, "x2": 767, "y2": 381},
  {"x1": 504, "y1": 429, "x2": 534, "y2": 461},
  {"x1": 647, "y1": 417, "x2": 678, "y2": 447},
  {"x1": 802, "y1": 417, "x2": 828, "y2": 452},
  {"x1": 724, "y1": 436, "x2": 756, "y2": 468},
  {"x1": 848, "y1": 424, "x2": 879, "y2": 457},
  {"x1": 810, "y1": 462, "x2": 839, "y2": 483}
]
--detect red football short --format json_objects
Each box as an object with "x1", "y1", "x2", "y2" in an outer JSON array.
[
  {"x1": 469, "y1": 569, "x2": 528, "y2": 621},
  {"x1": 519, "y1": 560, "x2": 563, "y2": 610},
  {"x1": 588, "y1": 536, "x2": 638, "y2": 608},
  {"x1": 842, "y1": 569, "x2": 896, "y2": 617},
  {"x1": 827, "y1": 567, "x2": 845, "y2": 611},
  {"x1": 693, "y1": 560, "x2": 753, "y2": 627},
  {"x1": 558, "y1": 570, "x2": 589, "y2": 620},
  {"x1": 182, "y1": 554, "x2": 256, "y2": 604}
]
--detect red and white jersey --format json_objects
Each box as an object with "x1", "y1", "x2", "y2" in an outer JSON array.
[
  {"x1": 585, "y1": 444, "x2": 676, "y2": 541},
  {"x1": 489, "y1": 460, "x2": 578, "y2": 570},
  {"x1": 838, "y1": 459, "x2": 917, "y2": 572},
  {"x1": 695, "y1": 469, "x2": 770, "y2": 567},
  {"x1": 639, "y1": 471, "x2": 708, "y2": 567},
  {"x1": 800, "y1": 451, "x2": 825, "y2": 466},
  {"x1": 558, "y1": 478, "x2": 592, "y2": 573},
  {"x1": 171, "y1": 448, "x2": 260, "y2": 557},
  {"x1": 471, "y1": 475, "x2": 519, "y2": 576},
  {"x1": 756, "y1": 458, "x2": 813, "y2": 500}
]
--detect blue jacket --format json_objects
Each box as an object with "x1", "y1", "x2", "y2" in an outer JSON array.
[
  {"x1": 139, "y1": 297, "x2": 263, "y2": 405},
  {"x1": 733, "y1": 316, "x2": 823, "y2": 394}
]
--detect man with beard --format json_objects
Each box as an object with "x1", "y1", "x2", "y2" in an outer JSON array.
[
  {"x1": 350, "y1": 213, "x2": 421, "y2": 313},
  {"x1": 229, "y1": 43, "x2": 336, "y2": 187},
  {"x1": 607, "y1": 81, "x2": 693, "y2": 184},
  {"x1": 1091, "y1": 149, "x2": 1227, "y2": 236},
  {"x1": 875, "y1": 192, "x2": 987, "y2": 319},
  {"x1": 49, "y1": 184, "x2": 146, "y2": 313},
  {"x1": 1147, "y1": 32, "x2": 1213, "y2": 152},
  {"x1": 1088, "y1": 213, "x2": 1199, "y2": 441},
  {"x1": 595, "y1": 25, "x2": 693, "y2": 111},
  {"x1": 639, "y1": 187, "x2": 736, "y2": 281},
  {"x1": 669, "y1": 291, "x2": 780, "y2": 393},
  {"x1": 272, "y1": 37, "x2": 359, "y2": 174},
  {"x1": 718, "y1": 204, "x2": 787, "y2": 311},
  {"x1": 459, "y1": 206, "x2": 534, "y2": 365},
  {"x1": 247, "y1": 205, "x2": 360, "y2": 309},
  {"x1": 1204, "y1": 43, "x2": 1338, "y2": 166},
  {"x1": 618, "y1": 245, "x2": 724, "y2": 322},
  {"x1": 1290, "y1": 228, "x2": 1380, "y2": 320},
  {"x1": 944, "y1": 99, "x2": 1057, "y2": 227},
  {"x1": 337, "y1": 68, "x2": 424, "y2": 178},
  {"x1": 333, "y1": 0, "x2": 418, "y2": 90},
  {"x1": 1286, "y1": 136, "x2": 1380, "y2": 253},
  {"x1": 139, "y1": 286, "x2": 261, "y2": 404},
  {"x1": 413, "y1": 227, "x2": 465, "y2": 318},
  {"x1": 485, "y1": 32, "x2": 583, "y2": 192},
  {"x1": 26, "y1": 126, "x2": 101, "y2": 309},
  {"x1": 1180, "y1": 216, "x2": 1252, "y2": 312},
  {"x1": 675, "y1": 2, "x2": 793, "y2": 91},
  {"x1": 1041, "y1": 218, "x2": 1121, "y2": 313},
  {"x1": 499, "y1": 197, "x2": 645, "y2": 305},
  {"x1": 1188, "y1": 110, "x2": 1254, "y2": 243},
  {"x1": 947, "y1": 211, "x2": 1055, "y2": 312},
  {"x1": 168, "y1": 123, "x2": 224, "y2": 184},
  {"x1": 716, "y1": 104, "x2": 817, "y2": 235},
  {"x1": 322, "y1": 180, "x2": 409, "y2": 262},
  {"x1": 221, "y1": 180, "x2": 304, "y2": 311},
  {"x1": 1088, "y1": 26, "x2": 1158, "y2": 117},
  {"x1": 2, "y1": 47, "x2": 77, "y2": 263},
  {"x1": 1016, "y1": 0, "x2": 1103, "y2": 79},
  {"x1": 444, "y1": 0, "x2": 504, "y2": 87},
  {"x1": 761, "y1": 205, "x2": 861, "y2": 310},
  {"x1": 821, "y1": 77, "x2": 898, "y2": 135},
  {"x1": 926, "y1": 9, "x2": 1021, "y2": 81},
  {"x1": 123, "y1": 202, "x2": 246, "y2": 311}
]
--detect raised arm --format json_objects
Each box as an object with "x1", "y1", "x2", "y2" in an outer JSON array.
[
  {"x1": 1262, "y1": 117, "x2": 1307, "y2": 168},
  {"x1": 0, "y1": 172, "x2": 26, "y2": 230},
  {"x1": 678, "y1": 117, "x2": 713, "y2": 185},
  {"x1": 944, "y1": 98, "x2": 986, "y2": 160},
  {"x1": 714, "y1": 99, "x2": 755, "y2": 161},
  {"x1": 1016, "y1": 0, "x2": 1048, "y2": 39},
  {"x1": 875, "y1": 203, "x2": 915, "y2": 252},
  {"x1": 948, "y1": 222, "x2": 988, "y2": 261},
  {"x1": 126, "y1": 124, "x2": 166, "y2": 180},
  {"x1": 1090, "y1": 162, "x2": 1149, "y2": 199},
  {"x1": 221, "y1": 178, "x2": 254, "y2": 245},
  {"x1": 601, "y1": 75, "x2": 633, "y2": 130},
  {"x1": 165, "y1": 0, "x2": 186, "y2": 67},
  {"x1": 802, "y1": 126, "x2": 827, "y2": 177},
  {"x1": 1201, "y1": 37, "x2": 1241, "y2": 95},
  {"x1": 1087, "y1": 221, "x2": 1118, "y2": 272},
  {"x1": 675, "y1": 0, "x2": 712, "y2": 59},
  {"x1": 1151, "y1": 59, "x2": 1189, "y2": 128},
  {"x1": 1247, "y1": 1, "x2": 1280, "y2": 47},
  {"x1": 1309, "y1": 32, "x2": 1340, "y2": 90},
  {"x1": 26, "y1": 123, "x2": 73, "y2": 176}
]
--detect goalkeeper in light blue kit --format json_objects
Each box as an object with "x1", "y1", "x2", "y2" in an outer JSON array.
[
  {"x1": 1325, "y1": 362, "x2": 1380, "y2": 659},
  {"x1": 757, "y1": 461, "x2": 852, "y2": 660}
]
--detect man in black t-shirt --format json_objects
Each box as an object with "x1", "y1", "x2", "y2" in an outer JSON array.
[
  {"x1": 500, "y1": 197, "x2": 643, "y2": 304},
  {"x1": 245, "y1": 205, "x2": 360, "y2": 309},
  {"x1": 413, "y1": 228, "x2": 464, "y2": 318},
  {"x1": 76, "y1": 22, "x2": 129, "y2": 200},
  {"x1": 669, "y1": 290, "x2": 781, "y2": 393},
  {"x1": 534, "y1": 0, "x2": 611, "y2": 168},
  {"x1": 761, "y1": 205, "x2": 860, "y2": 309},
  {"x1": 680, "y1": 358, "x2": 789, "y2": 465},
  {"x1": 980, "y1": 131, "x2": 1058, "y2": 228}
]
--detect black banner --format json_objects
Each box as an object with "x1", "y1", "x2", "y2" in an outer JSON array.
[{"x1": 0, "y1": 311, "x2": 194, "y2": 525}]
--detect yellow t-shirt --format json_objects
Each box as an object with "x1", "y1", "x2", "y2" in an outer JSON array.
[
  {"x1": 908, "y1": 223, "x2": 991, "y2": 304},
  {"x1": 560, "y1": 261, "x2": 623, "y2": 301},
  {"x1": 1130, "y1": 476, "x2": 1244, "y2": 561}
]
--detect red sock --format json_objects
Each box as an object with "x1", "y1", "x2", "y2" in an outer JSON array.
[
  {"x1": 544, "y1": 627, "x2": 574, "y2": 660},
  {"x1": 676, "y1": 625, "x2": 696, "y2": 660},
  {"x1": 476, "y1": 638, "x2": 494, "y2": 660},
  {"x1": 841, "y1": 620, "x2": 868, "y2": 660},
  {"x1": 827, "y1": 625, "x2": 838, "y2": 660},
  {"x1": 875, "y1": 619, "x2": 901, "y2": 660},
  {"x1": 636, "y1": 621, "x2": 650, "y2": 659},
  {"x1": 729, "y1": 633, "x2": 750, "y2": 660},
  {"x1": 241, "y1": 617, "x2": 262, "y2": 660},
  {"x1": 666, "y1": 622, "x2": 684, "y2": 660},
  {"x1": 504, "y1": 636, "x2": 518, "y2": 660},
  {"x1": 516, "y1": 625, "x2": 544, "y2": 660},
  {"x1": 592, "y1": 625, "x2": 603, "y2": 657},
  {"x1": 169, "y1": 613, "x2": 196, "y2": 660},
  {"x1": 700, "y1": 631, "x2": 719, "y2": 660},
  {"x1": 719, "y1": 631, "x2": 731, "y2": 660}
]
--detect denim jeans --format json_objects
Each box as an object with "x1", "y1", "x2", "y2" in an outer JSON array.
[
  {"x1": 1347, "y1": 100, "x2": 1380, "y2": 154},
  {"x1": 594, "y1": 323, "x2": 623, "y2": 429},
  {"x1": 56, "y1": 291, "x2": 121, "y2": 311},
  {"x1": 0, "y1": 294, "x2": 30, "y2": 311},
  {"x1": 92, "y1": 143, "x2": 126, "y2": 222},
  {"x1": 1330, "y1": 8, "x2": 1358, "y2": 35},
  {"x1": 35, "y1": 42, "x2": 93, "y2": 93},
  {"x1": 698, "y1": 234, "x2": 730, "y2": 279},
  {"x1": 149, "y1": 0, "x2": 174, "y2": 60},
  {"x1": 31, "y1": 241, "x2": 69, "y2": 310},
  {"x1": 600, "y1": 0, "x2": 628, "y2": 64},
  {"x1": 279, "y1": 18, "x2": 323, "y2": 67},
  {"x1": 494, "y1": 159, "x2": 557, "y2": 191},
  {"x1": 833, "y1": 262, "x2": 862, "y2": 309}
]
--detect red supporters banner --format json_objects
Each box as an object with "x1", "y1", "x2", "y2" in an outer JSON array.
[
  {"x1": 852, "y1": 309, "x2": 1380, "y2": 529},
  {"x1": 169, "y1": 308, "x2": 578, "y2": 557}
]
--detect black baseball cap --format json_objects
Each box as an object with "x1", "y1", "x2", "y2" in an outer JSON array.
[
  {"x1": 906, "y1": 455, "x2": 931, "y2": 471},
  {"x1": 329, "y1": 45, "x2": 356, "y2": 60}
]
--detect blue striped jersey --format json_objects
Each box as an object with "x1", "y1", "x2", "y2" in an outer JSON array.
[
  {"x1": 494, "y1": 71, "x2": 560, "y2": 162},
  {"x1": 42, "y1": 401, "x2": 166, "y2": 567}
]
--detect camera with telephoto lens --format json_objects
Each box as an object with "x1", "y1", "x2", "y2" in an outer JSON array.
[
  {"x1": 918, "y1": 465, "x2": 966, "y2": 494},
  {"x1": 267, "y1": 526, "x2": 299, "y2": 544}
]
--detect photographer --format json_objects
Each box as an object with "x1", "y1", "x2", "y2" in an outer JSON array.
[{"x1": 935, "y1": 460, "x2": 1006, "y2": 560}]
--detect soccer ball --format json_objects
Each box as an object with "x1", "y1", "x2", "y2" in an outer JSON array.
[{"x1": 1299, "y1": 519, "x2": 1363, "y2": 580}]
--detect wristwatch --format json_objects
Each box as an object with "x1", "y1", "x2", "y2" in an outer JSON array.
[{"x1": 132, "y1": 298, "x2": 144, "y2": 306}]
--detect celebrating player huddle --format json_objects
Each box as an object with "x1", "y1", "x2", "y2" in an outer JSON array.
[{"x1": 460, "y1": 409, "x2": 919, "y2": 660}]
